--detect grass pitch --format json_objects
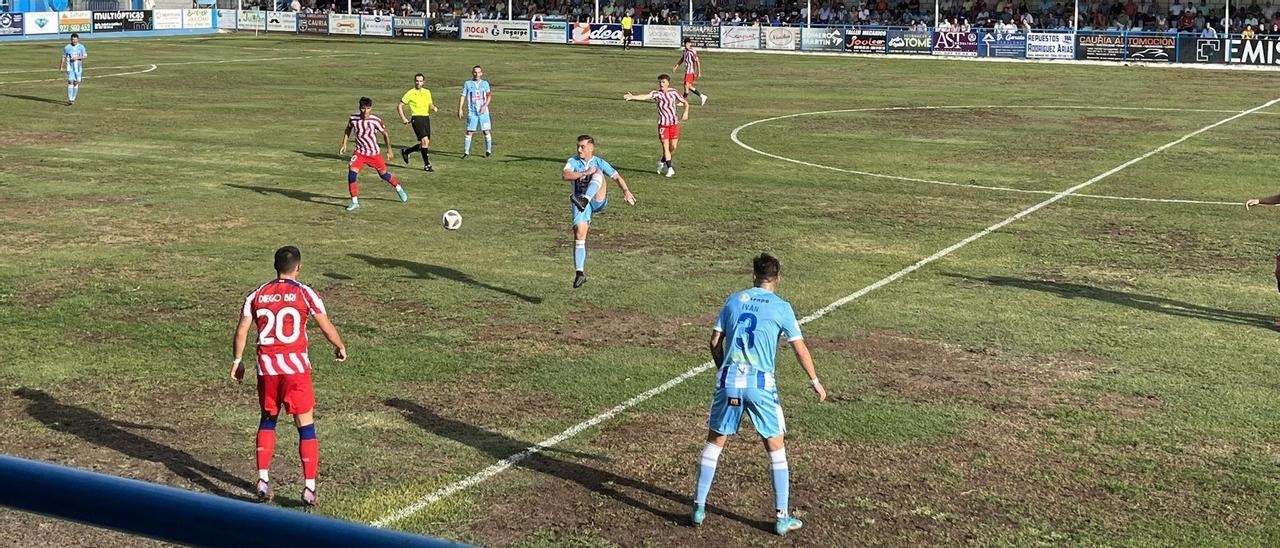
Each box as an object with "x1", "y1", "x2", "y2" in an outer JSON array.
[{"x1": 2, "y1": 34, "x2": 1280, "y2": 546}]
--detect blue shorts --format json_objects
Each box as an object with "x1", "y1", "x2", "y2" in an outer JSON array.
[
  {"x1": 467, "y1": 112, "x2": 492, "y2": 132},
  {"x1": 571, "y1": 196, "x2": 608, "y2": 226},
  {"x1": 707, "y1": 386, "x2": 786, "y2": 439},
  {"x1": 67, "y1": 68, "x2": 82, "y2": 82}
]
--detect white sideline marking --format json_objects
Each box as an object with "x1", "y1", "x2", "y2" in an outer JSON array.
[
  {"x1": 730, "y1": 105, "x2": 1248, "y2": 207},
  {"x1": 370, "y1": 97, "x2": 1280, "y2": 529},
  {"x1": 0, "y1": 53, "x2": 360, "y2": 76},
  {"x1": 0, "y1": 64, "x2": 158, "y2": 85}
]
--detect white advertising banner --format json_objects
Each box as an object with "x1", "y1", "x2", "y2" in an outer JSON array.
[
  {"x1": 361, "y1": 14, "x2": 392, "y2": 36},
  {"x1": 461, "y1": 20, "x2": 530, "y2": 41},
  {"x1": 266, "y1": 11, "x2": 296, "y2": 32},
  {"x1": 23, "y1": 11, "x2": 57, "y2": 34},
  {"x1": 531, "y1": 20, "x2": 567, "y2": 43},
  {"x1": 720, "y1": 26, "x2": 760, "y2": 49},
  {"x1": 1026, "y1": 32, "x2": 1074, "y2": 59},
  {"x1": 763, "y1": 26, "x2": 798, "y2": 50},
  {"x1": 329, "y1": 13, "x2": 359, "y2": 34},
  {"x1": 237, "y1": 10, "x2": 265, "y2": 31},
  {"x1": 643, "y1": 24, "x2": 681, "y2": 47},
  {"x1": 184, "y1": 9, "x2": 213, "y2": 29},
  {"x1": 216, "y1": 9, "x2": 236, "y2": 29},
  {"x1": 153, "y1": 9, "x2": 182, "y2": 30}
]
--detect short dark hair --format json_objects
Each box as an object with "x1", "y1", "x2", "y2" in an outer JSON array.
[
  {"x1": 684, "y1": 38, "x2": 693, "y2": 44},
  {"x1": 274, "y1": 246, "x2": 302, "y2": 274},
  {"x1": 576, "y1": 134, "x2": 594, "y2": 144},
  {"x1": 658, "y1": 74, "x2": 670, "y2": 81},
  {"x1": 414, "y1": 73, "x2": 424, "y2": 79},
  {"x1": 752, "y1": 253, "x2": 781, "y2": 282},
  {"x1": 70, "y1": 32, "x2": 80, "y2": 39},
  {"x1": 359, "y1": 96, "x2": 373, "y2": 108},
  {"x1": 473, "y1": 65, "x2": 482, "y2": 70}
]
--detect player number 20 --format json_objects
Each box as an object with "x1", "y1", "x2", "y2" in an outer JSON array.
[{"x1": 256, "y1": 308, "x2": 302, "y2": 345}]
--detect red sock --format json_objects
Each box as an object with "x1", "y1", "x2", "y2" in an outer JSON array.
[
  {"x1": 299, "y1": 439, "x2": 318, "y2": 481},
  {"x1": 255, "y1": 428, "x2": 275, "y2": 471},
  {"x1": 382, "y1": 173, "x2": 398, "y2": 187},
  {"x1": 348, "y1": 182, "x2": 359, "y2": 198}
]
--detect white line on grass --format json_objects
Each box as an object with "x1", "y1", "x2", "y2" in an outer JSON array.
[
  {"x1": 0, "y1": 64, "x2": 158, "y2": 86},
  {"x1": 0, "y1": 53, "x2": 362, "y2": 76},
  {"x1": 730, "y1": 105, "x2": 1247, "y2": 207},
  {"x1": 370, "y1": 97, "x2": 1280, "y2": 529}
]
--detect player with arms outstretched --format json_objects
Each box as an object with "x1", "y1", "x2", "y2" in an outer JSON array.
[
  {"x1": 340, "y1": 96, "x2": 408, "y2": 212},
  {"x1": 674, "y1": 38, "x2": 707, "y2": 106},
  {"x1": 60, "y1": 33, "x2": 87, "y2": 105},
  {"x1": 691, "y1": 253, "x2": 826, "y2": 536},
  {"x1": 624, "y1": 74, "x2": 689, "y2": 178},
  {"x1": 459, "y1": 65, "x2": 493, "y2": 159},
  {"x1": 231, "y1": 246, "x2": 347, "y2": 508},
  {"x1": 564, "y1": 134, "x2": 637, "y2": 288}
]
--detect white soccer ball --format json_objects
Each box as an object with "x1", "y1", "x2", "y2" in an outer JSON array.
[{"x1": 441, "y1": 209, "x2": 462, "y2": 230}]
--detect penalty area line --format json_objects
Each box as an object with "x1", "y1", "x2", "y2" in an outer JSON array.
[{"x1": 369, "y1": 95, "x2": 1280, "y2": 529}]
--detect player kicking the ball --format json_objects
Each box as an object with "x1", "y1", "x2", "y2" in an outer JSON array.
[
  {"x1": 232, "y1": 246, "x2": 347, "y2": 508},
  {"x1": 624, "y1": 74, "x2": 688, "y2": 178},
  {"x1": 564, "y1": 134, "x2": 636, "y2": 288},
  {"x1": 691, "y1": 253, "x2": 826, "y2": 536},
  {"x1": 340, "y1": 97, "x2": 408, "y2": 212}
]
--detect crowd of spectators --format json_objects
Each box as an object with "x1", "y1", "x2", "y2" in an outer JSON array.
[{"x1": 234, "y1": 0, "x2": 1280, "y2": 33}]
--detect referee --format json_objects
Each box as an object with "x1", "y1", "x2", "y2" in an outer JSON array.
[{"x1": 398, "y1": 73, "x2": 438, "y2": 172}]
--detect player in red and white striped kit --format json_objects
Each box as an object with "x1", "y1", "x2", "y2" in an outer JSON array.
[
  {"x1": 232, "y1": 245, "x2": 347, "y2": 507},
  {"x1": 339, "y1": 96, "x2": 408, "y2": 212},
  {"x1": 625, "y1": 74, "x2": 689, "y2": 178}
]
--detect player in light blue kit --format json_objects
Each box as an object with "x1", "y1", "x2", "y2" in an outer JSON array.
[
  {"x1": 692, "y1": 253, "x2": 826, "y2": 536},
  {"x1": 562, "y1": 134, "x2": 636, "y2": 289},
  {"x1": 458, "y1": 65, "x2": 494, "y2": 159},
  {"x1": 60, "y1": 33, "x2": 87, "y2": 106}
]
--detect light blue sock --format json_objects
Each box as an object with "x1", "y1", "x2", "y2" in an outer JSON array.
[
  {"x1": 574, "y1": 240, "x2": 586, "y2": 271},
  {"x1": 464, "y1": 136, "x2": 472, "y2": 154},
  {"x1": 770, "y1": 448, "x2": 790, "y2": 515},
  {"x1": 68, "y1": 85, "x2": 75, "y2": 101},
  {"x1": 485, "y1": 134, "x2": 492, "y2": 153},
  {"x1": 583, "y1": 179, "x2": 600, "y2": 199},
  {"x1": 694, "y1": 442, "x2": 722, "y2": 505}
]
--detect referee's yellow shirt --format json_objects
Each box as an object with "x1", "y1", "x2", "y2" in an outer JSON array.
[
  {"x1": 621, "y1": 16, "x2": 633, "y2": 30},
  {"x1": 401, "y1": 88, "x2": 433, "y2": 117}
]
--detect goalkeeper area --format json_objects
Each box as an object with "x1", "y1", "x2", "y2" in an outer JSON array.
[{"x1": 3, "y1": 34, "x2": 1280, "y2": 546}]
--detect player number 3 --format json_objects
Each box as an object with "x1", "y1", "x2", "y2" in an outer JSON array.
[{"x1": 256, "y1": 307, "x2": 302, "y2": 345}]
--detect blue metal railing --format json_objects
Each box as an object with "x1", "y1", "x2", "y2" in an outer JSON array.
[{"x1": 0, "y1": 455, "x2": 466, "y2": 548}]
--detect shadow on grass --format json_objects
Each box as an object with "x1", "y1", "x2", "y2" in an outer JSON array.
[
  {"x1": 349, "y1": 253, "x2": 543, "y2": 304},
  {"x1": 385, "y1": 398, "x2": 773, "y2": 532},
  {"x1": 946, "y1": 274, "x2": 1276, "y2": 329},
  {"x1": 225, "y1": 183, "x2": 394, "y2": 209},
  {"x1": 0, "y1": 93, "x2": 68, "y2": 106},
  {"x1": 13, "y1": 388, "x2": 251, "y2": 501}
]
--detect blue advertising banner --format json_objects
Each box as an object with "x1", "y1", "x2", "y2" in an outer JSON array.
[
  {"x1": 0, "y1": 13, "x2": 24, "y2": 35},
  {"x1": 980, "y1": 31, "x2": 1025, "y2": 58}
]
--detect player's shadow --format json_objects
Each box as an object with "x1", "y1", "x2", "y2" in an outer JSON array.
[
  {"x1": 225, "y1": 183, "x2": 394, "y2": 208},
  {"x1": 13, "y1": 388, "x2": 251, "y2": 500},
  {"x1": 946, "y1": 274, "x2": 1277, "y2": 329},
  {"x1": 349, "y1": 253, "x2": 543, "y2": 304},
  {"x1": 293, "y1": 150, "x2": 349, "y2": 162},
  {"x1": 385, "y1": 399, "x2": 774, "y2": 532},
  {"x1": 0, "y1": 93, "x2": 68, "y2": 106}
]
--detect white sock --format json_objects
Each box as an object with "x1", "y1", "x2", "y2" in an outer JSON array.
[
  {"x1": 304, "y1": 478, "x2": 316, "y2": 491},
  {"x1": 258, "y1": 470, "x2": 269, "y2": 482},
  {"x1": 351, "y1": 196, "x2": 359, "y2": 203}
]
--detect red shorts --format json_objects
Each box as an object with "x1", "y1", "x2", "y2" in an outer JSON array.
[
  {"x1": 257, "y1": 372, "x2": 315, "y2": 416},
  {"x1": 658, "y1": 124, "x2": 680, "y2": 140},
  {"x1": 684, "y1": 73, "x2": 696, "y2": 85},
  {"x1": 350, "y1": 152, "x2": 386, "y2": 172}
]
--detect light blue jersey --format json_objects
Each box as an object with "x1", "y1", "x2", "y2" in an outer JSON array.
[
  {"x1": 707, "y1": 286, "x2": 802, "y2": 439},
  {"x1": 462, "y1": 79, "x2": 491, "y2": 115},
  {"x1": 564, "y1": 155, "x2": 616, "y2": 225},
  {"x1": 714, "y1": 287, "x2": 802, "y2": 388},
  {"x1": 63, "y1": 43, "x2": 86, "y2": 82}
]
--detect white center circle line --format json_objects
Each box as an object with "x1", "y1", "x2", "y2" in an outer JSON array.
[{"x1": 729, "y1": 105, "x2": 1242, "y2": 207}]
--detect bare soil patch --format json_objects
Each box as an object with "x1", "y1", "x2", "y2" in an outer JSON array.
[
  {"x1": 476, "y1": 303, "x2": 714, "y2": 356},
  {"x1": 0, "y1": 130, "x2": 75, "y2": 148}
]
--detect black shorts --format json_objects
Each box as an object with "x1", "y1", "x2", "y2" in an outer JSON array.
[
  {"x1": 622, "y1": 28, "x2": 632, "y2": 37},
  {"x1": 411, "y1": 116, "x2": 431, "y2": 140}
]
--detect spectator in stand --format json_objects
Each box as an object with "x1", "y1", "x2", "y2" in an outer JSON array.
[
  {"x1": 1243, "y1": 24, "x2": 1258, "y2": 37},
  {"x1": 1201, "y1": 20, "x2": 1217, "y2": 36}
]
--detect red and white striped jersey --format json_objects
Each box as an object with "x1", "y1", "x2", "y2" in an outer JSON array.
[
  {"x1": 241, "y1": 279, "x2": 327, "y2": 376},
  {"x1": 650, "y1": 89, "x2": 683, "y2": 126},
  {"x1": 678, "y1": 48, "x2": 698, "y2": 74},
  {"x1": 348, "y1": 114, "x2": 385, "y2": 156}
]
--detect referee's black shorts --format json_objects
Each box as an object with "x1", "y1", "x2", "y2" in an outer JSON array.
[{"x1": 410, "y1": 116, "x2": 432, "y2": 141}]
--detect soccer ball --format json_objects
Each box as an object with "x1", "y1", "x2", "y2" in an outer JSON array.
[{"x1": 441, "y1": 209, "x2": 462, "y2": 230}]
